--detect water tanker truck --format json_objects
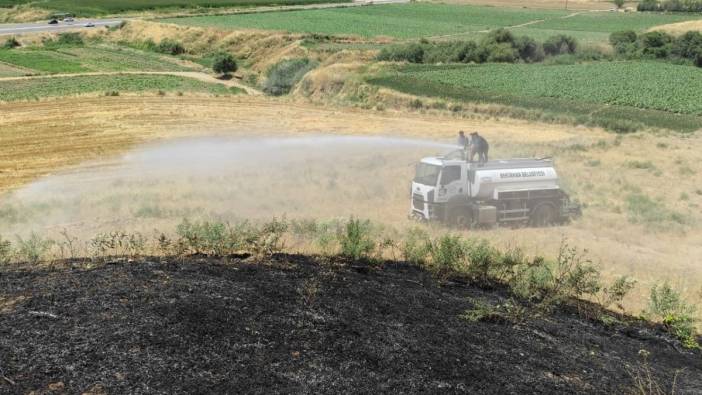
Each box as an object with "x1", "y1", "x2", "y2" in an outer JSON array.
[{"x1": 410, "y1": 150, "x2": 580, "y2": 227}]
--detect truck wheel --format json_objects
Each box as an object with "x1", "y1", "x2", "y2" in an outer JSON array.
[
  {"x1": 530, "y1": 203, "x2": 556, "y2": 227},
  {"x1": 450, "y1": 207, "x2": 472, "y2": 229}
]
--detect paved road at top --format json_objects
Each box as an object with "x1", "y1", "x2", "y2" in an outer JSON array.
[
  {"x1": 0, "y1": 0, "x2": 409, "y2": 36},
  {"x1": 0, "y1": 19, "x2": 124, "y2": 36}
]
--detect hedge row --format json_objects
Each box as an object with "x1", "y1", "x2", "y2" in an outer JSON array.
[{"x1": 377, "y1": 29, "x2": 577, "y2": 65}]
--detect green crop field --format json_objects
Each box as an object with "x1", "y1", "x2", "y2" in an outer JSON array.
[
  {"x1": 0, "y1": 62, "x2": 28, "y2": 77},
  {"x1": 0, "y1": 0, "x2": 348, "y2": 14},
  {"x1": 0, "y1": 49, "x2": 86, "y2": 73},
  {"x1": 0, "y1": 46, "x2": 194, "y2": 74},
  {"x1": 0, "y1": 74, "x2": 232, "y2": 101},
  {"x1": 164, "y1": 4, "x2": 568, "y2": 39},
  {"x1": 369, "y1": 62, "x2": 702, "y2": 132},
  {"x1": 165, "y1": 3, "x2": 702, "y2": 42}
]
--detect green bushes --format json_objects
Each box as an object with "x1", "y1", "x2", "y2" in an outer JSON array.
[
  {"x1": 638, "y1": 0, "x2": 702, "y2": 11},
  {"x1": 610, "y1": 30, "x2": 702, "y2": 66},
  {"x1": 646, "y1": 282, "x2": 699, "y2": 349},
  {"x1": 263, "y1": 58, "x2": 318, "y2": 96},
  {"x1": 0, "y1": 235, "x2": 13, "y2": 265},
  {"x1": 16, "y1": 233, "x2": 53, "y2": 264},
  {"x1": 339, "y1": 218, "x2": 376, "y2": 260},
  {"x1": 174, "y1": 218, "x2": 288, "y2": 256},
  {"x1": 212, "y1": 52, "x2": 237, "y2": 76},
  {"x1": 377, "y1": 29, "x2": 575, "y2": 65},
  {"x1": 43, "y1": 32, "x2": 84, "y2": 48},
  {"x1": 155, "y1": 39, "x2": 185, "y2": 55},
  {"x1": 543, "y1": 34, "x2": 577, "y2": 56},
  {"x1": 2, "y1": 37, "x2": 20, "y2": 49}
]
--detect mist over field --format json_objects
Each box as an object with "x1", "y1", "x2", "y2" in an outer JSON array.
[{"x1": 0, "y1": 135, "x2": 454, "y2": 236}]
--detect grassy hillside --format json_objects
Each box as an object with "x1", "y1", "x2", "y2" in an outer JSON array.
[
  {"x1": 0, "y1": 74, "x2": 233, "y2": 101},
  {"x1": 165, "y1": 3, "x2": 702, "y2": 42},
  {"x1": 369, "y1": 62, "x2": 702, "y2": 132}
]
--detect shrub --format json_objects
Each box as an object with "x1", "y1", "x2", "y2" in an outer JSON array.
[
  {"x1": 610, "y1": 31, "x2": 638, "y2": 48},
  {"x1": 401, "y1": 227, "x2": 430, "y2": 264},
  {"x1": 0, "y1": 236, "x2": 13, "y2": 265},
  {"x1": 253, "y1": 218, "x2": 288, "y2": 255},
  {"x1": 423, "y1": 41, "x2": 464, "y2": 63},
  {"x1": 176, "y1": 219, "x2": 232, "y2": 256},
  {"x1": 339, "y1": 218, "x2": 375, "y2": 260},
  {"x1": 672, "y1": 31, "x2": 702, "y2": 60},
  {"x1": 2, "y1": 36, "x2": 20, "y2": 49},
  {"x1": 514, "y1": 36, "x2": 544, "y2": 63},
  {"x1": 484, "y1": 42, "x2": 518, "y2": 63},
  {"x1": 543, "y1": 35, "x2": 578, "y2": 56},
  {"x1": 638, "y1": 0, "x2": 660, "y2": 10},
  {"x1": 56, "y1": 32, "x2": 83, "y2": 46},
  {"x1": 44, "y1": 32, "x2": 84, "y2": 48},
  {"x1": 600, "y1": 276, "x2": 637, "y2": 311},
  {"x1": 263, "y1": 58, "x2": 318, "y2": 96},
  {"x1": 212, "y1": 52, "x2": 237, "y2": 76},
  {"x1": 465, "y1": 239, "x2": 500, "y2": 284},
  {"x1": 89, "y1": 231, "x2": 146, "y2": 258},
  {"x1": 16, "y1": 233, "x2": 53, "y2": 264},
  {"x1": 647, "y1": 282, "x2": 699, "y2": 349},
  {"x1": 640, "y1": 31, "x2": 673, "y2": 58},
  {"x1": 483, "y1": 28, "x2": 516, "y2": 45},
  {"x1": 156, "y1": 39, "x2": 185, "y2": 55},
  {"x1": 613, "y1": 0, "x2": 625, "y2": 8},
  {"x1": 376, "y1": 43, "x2": 424, "y2": 63},
  {"x1": 428, "y1": 234, "x2": 465, "y2": 275}
]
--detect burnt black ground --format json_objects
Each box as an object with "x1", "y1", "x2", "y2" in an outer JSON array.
[{"x1": 0, "y1": 255, "x2": 700, "y2": 394}]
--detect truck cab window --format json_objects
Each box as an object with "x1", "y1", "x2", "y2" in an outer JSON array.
[{"x1": 440, "y1": 166, "x2": 461, "y2": 185}]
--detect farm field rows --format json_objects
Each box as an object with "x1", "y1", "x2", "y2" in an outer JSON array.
[
  {"x1": 0, "y1": 74, "x2": 233, "y2": 101},
  {"x1": 369, "y1": 62, "x2": 702, "y2": 132},
  {"x1": 165, "y1": 3, "x2": 702, "y2": 42},
  {"x1": 0, "y1": 46, "x2": 195, "y2": 74},
  {"x1": 390, "y1": 62, "x2": 702, "y2": 115},
  {"x1": 163, "y1": 3, "x2": 569, "y2": 39},
  {"x1": 0, "y1": 60, "x2": 26, "y2": 76}
]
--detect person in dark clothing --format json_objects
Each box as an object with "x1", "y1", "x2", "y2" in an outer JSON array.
[
  {"x1": 468, "y1": 132, "x2": 489, "y2": 164},
  {"x1": 457, "y1": 131, "x2": 468, "y2": 149}
]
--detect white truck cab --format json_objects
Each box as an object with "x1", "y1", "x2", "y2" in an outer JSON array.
[{"x1": 410, "y1": 150, "x2": 579, "y2": 227}]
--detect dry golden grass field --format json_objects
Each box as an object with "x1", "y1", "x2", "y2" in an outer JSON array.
[{"x1": 1, "y1": 95, "x2": 701, "y2": 314}]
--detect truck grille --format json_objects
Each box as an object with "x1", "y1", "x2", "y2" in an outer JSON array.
[{"x1": 412, "y1": 194, "x2": 424, "y2": 210}]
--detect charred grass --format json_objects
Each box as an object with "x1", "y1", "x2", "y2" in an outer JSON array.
[{"x1": 0, "y1": 249, "x2": 700, "y2": 393}]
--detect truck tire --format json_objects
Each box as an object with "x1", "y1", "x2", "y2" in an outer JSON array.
[
  {"x1": 449, "y1": 207, "x2": 472, "y2": 229},
  {"x1": 530, "y1": 203, "x2": 556, "y2": 227}
]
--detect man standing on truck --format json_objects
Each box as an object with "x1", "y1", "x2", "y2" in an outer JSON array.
[
  {"x1": 457, "y1": 131, "x2": 468, "y2": 160},
  {"x1": 469, "y1": 132, "x2": 489, "y2": 164},
  {"x1": 457, "y1": 131, "x2": 468, "y2": 149}
]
